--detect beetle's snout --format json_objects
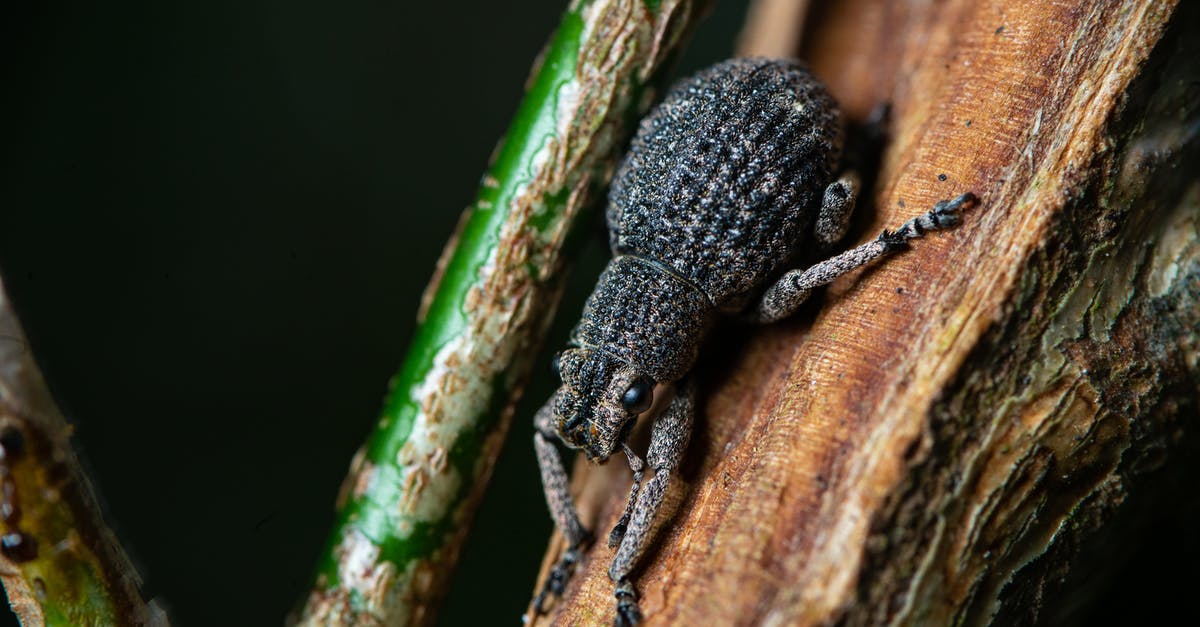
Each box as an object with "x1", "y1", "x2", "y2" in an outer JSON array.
[
  {"x1": 556, "y1": 412, "x2": 611, "y2": 462},
  {"x1": 550, "y1": 347, "x2": 640, "y2": 462},
  {"x1": 556, "y1": 413, "x2": 586, "y2": 447},
  {"x1": 553, "y1": 389, "x2": 584, "y2": 434},
  {"x1": 581, "y1": 426, "x2": 612, "y2": 462}
]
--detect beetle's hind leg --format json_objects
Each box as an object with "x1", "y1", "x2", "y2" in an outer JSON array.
[
  {"x1": 531, "y1": 397, "x2": 593, "y2": 617},
  {"x1": 748, "y1": 192, "x2": 978, "y2": 324}
]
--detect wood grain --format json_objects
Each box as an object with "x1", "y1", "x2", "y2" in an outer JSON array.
[{"x1": 530, "y1": 0, "x2": 1198, "y2": 624}]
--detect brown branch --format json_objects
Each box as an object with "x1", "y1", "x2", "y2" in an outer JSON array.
[
  {"x1": 530, "y1": 0, "x2": 1199, "y2": 623},
  {"x1": 736, "y1": 0, "x2": 810, "y2": 58}
]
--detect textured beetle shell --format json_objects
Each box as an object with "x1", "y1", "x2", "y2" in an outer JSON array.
[
  {"x1": 569, "y1": 58, "x2": 843, "y2": 384},
  {"x1": 607, "y1": 58, "x2": 843, "y2": 304},
  {"x1": 569, "y1": 256, "x2": 710, "y2": 383}
]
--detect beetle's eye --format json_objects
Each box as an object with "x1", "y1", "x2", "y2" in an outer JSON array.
[{"x1": 620, "y1": 379, "x2": 654, "y2": 414}]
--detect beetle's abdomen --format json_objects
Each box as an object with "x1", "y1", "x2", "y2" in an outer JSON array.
[{"x1": 607, "y1": 58, "x2": 842, "y2": 305}]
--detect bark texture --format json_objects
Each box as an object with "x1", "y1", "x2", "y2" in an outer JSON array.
[{"x1": 530, "y1": 0, "x2": 1199, "y2": 624}]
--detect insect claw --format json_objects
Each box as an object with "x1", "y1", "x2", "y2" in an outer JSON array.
[
  {"x1": 607, "y1": 525, "x2": 626, "y2": 548},
  {"x1": 615, "y1": 606, "x2": 642, "y2": 627},
  {"x1": 878, "y1": 229, "x2": 911, "y2": 251},
  {"x1": 608, "y1": 515, "x2": 630, "y2": 548},
  {"x1": 953, "y1": 191, "x2": 980, "y2": 210},
  {"x1": 614, "y1": 580, "x2": 642, "y2": 626},
  {"x1": 931, "y1": 192, "x2": 978, "y2": 228},
  {"x1": 532, "y1": 545, "x2": 587, "y2": 616}
]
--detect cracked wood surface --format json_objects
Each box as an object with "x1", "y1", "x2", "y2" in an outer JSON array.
[{"x1": 530, "y1": 0, "x2": 1198, "y2": 624}]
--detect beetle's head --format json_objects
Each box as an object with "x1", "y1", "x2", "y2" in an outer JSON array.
[{"x1": 550, "y1": 347, "x2": 655, "y2": 462}]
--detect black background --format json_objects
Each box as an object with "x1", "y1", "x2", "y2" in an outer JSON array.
[
  {"x1": 3, "y1": 2, "x2": 1197, "y2": 626},
  {"x1": 1, "y1": 1, "x2": 748, "y2": 624}
]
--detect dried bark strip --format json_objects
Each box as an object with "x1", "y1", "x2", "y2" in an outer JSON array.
[{"x1": 531, "y1": 0, "x2": 1198, "y2": 624}]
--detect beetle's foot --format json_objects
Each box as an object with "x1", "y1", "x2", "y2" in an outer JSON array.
[
  {"x1": 613, "y1": 579, "x2": 642, "y2": 626},
  {"x1": 928, "y1": 199, "x2": 961, "y2": 228},
  {"x1": 532, "y1": 546, "x2": 585, "y2": 615},
  {"x1": 891, "y1": 191, "x2": 978, "y2": 242},
  {"x1": 608, "y1": 512, "x2": 631, "y2": 548},
  {"x1": 927, "y1": 191, "x2": 978, "y2": 228},
  {"x1": 877, "y1": 229, "x2": 912, "y2": 252}
]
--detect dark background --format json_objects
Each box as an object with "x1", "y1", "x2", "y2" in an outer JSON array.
[
  {"x1": 0, "y1": 1, "x2": 749, "y2": 625},
  {"x1": 3, "y1": 2, "x2": 1197, "y2": 626}
]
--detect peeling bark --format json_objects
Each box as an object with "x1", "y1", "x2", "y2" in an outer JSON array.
[{"x1": 530, "y1": 0, "x2": 1198, "y2": 624}]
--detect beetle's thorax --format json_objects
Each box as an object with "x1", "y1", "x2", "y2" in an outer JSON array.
[{"x1": 570, "y1": 255, "x2": 712, "y2": 384}]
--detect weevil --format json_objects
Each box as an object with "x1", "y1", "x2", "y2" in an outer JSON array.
[{"x1": 529, "y1": 58, "x2": 977, "y2": 625}]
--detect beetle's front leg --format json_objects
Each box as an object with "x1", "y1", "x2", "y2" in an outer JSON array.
[
  {"x1": 608, "y1": 443, "x2": 646, "y2": 548},
  {"x1": 532, "y1": 396, "x2": 592, "y2": 615},
  {"x1": 608, "y1": 380, "x2": 695, "y2": 626}
]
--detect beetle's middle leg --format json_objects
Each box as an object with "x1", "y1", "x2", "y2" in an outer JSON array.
[
  {"x1": 814, "y1": 173, "x2": 860, "y2": 250},
  {"x1": 748, "y1": 192, "x2": 978, "y2": 324},
  {"x1": 532, "y1": 395, "x2": 592, "y2": 614},
  {"x1": 608, "y1": 380, "x2": 695, "y2": 626}
]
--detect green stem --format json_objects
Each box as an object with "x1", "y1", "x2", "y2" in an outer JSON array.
[{"x1": 297, "y1": 1, "x2": 705, "y2": 624}]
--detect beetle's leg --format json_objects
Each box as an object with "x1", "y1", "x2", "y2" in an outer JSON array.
[
  {"x1": 814, "y1": 173, "x2": 859, "y2": 250},
  {"x1": 748, "y1": 192, "x2": 978, "y2": 324},
  {"x1": 608, "y1": 443, "x2": 646, "y2": 548},
  {"x1": 608, "y1": 380, "x2": 695, "y2": 626},
  {"x1": 615, "y1": 580, "x2": 641, "y2": 627},
  {"x1": 532, "y1": 395, "x2": 592, "y2": 615}
]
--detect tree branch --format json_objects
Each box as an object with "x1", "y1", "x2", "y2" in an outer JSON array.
[{"x1": 530, "y1": 0, "x2": 1198, "y2": 623}]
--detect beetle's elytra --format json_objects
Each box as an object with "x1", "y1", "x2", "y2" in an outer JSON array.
[{"x1": 529, "y1": 58, "x2": 977, "y2": 626}]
